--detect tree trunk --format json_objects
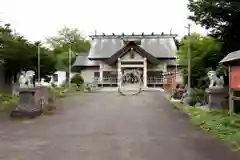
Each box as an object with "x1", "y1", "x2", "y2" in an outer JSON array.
[{"x1": 65, "y1": 71, "x2": 69, "y2": 86}]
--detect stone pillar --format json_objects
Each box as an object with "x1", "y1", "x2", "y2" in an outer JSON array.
[
  {"x1": 143, "y1": 58, "x2": 147, "y2": 88},
  {"x1": 117, "y1": 58, "x2": 121, "y2": 87},
  {"x1": 99, "y1": 63, "x2": 103, "y2": 84}
]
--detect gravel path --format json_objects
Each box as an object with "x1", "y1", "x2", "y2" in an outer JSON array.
[{"x1": 0, "y1": 91, "x2": 239, "y2": 160}]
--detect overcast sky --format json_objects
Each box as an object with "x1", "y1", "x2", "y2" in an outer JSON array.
[{"x1": 0, "y1": 0, "x2": 208, "y2": 42}]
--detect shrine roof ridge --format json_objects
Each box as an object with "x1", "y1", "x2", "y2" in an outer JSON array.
[{"x1": 89, "y1": 33, "x2": 178, "y2": 39}]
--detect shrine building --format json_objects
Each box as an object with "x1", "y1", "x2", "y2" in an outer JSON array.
[{"x1": 72, "y1": 32, "x2": 181, "y2": 88}]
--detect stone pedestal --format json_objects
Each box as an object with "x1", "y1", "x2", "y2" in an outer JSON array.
[
  {"x1": 206, "y1": 87, "x2": 227, "y2": 109},
  {"x1": 10, "y1": 86, "x2": 54, "y2": 118},
  {"x1": 10, "y1": 88, "x2": 42, "y2": 118}
]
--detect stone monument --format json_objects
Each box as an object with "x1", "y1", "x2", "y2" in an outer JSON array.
[
  {"x1": 172, "y1": 84, "x2": 186, "y2": 100},
  {"x1": 10, "y1": 70, "x2": 43, "y2": 118},
  {"x1": 181, "y1": 86, "x2": 197, "y2": 106},
  {"x1": 205, "y1": 70, "x2": 227, "y2": 109}
]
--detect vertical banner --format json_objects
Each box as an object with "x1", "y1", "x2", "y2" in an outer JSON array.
[{"x1": 230, "y1": 66, "x2": 240, "y2": 89}]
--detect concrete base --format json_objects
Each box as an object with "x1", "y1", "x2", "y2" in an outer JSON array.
[
  {"x1": 10, "y1": 108, "x2": 42, "y2": 118},
  {"x1": 10, "y1": 86, "x2": 53, "y2": 118},
  {"x1": 10, "y1": 88, "x2": 42, "y2": 118},
  {"x1": 206, "y1": 87, "x2": 227, "y2": 109}
]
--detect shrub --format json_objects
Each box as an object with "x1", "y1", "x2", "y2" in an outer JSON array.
[
  {"x1": 51, "y1": 82, "x2": 56, "y2": 88},
  {"x1": 71, "y1": 74, "x2": 84, "y2": 87},
  {"x1": 44, "y1": 76, "x2": 51, "y2": 83},
  {"x1": 193, "y1": 88, "x2": 207, "y2": 105}
]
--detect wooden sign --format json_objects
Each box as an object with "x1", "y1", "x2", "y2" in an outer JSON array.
[{"x1": 230, "y1": 66, "x2": 240, "y2": 88}]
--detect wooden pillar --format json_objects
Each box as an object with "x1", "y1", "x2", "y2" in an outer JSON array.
[
  {"x1": 229, "y1": 65, "x2": 233, "y2": 116},
  {"x1": 117, "y1": 58, "x2": 121, "y2": 87},
  {"x1": 143, "y1": 58, "x2": 147, "y2": 88},
  {"x1": 99, "y1": 63, "x2": 103, "y2": 84}
]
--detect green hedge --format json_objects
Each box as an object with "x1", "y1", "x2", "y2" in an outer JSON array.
[{"x1": 173, "y1": 102, "x2": 240, "y2": 150}]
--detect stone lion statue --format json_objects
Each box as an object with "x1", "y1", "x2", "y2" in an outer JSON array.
[
  {"x1": 207, "y1": 70, "x2": 224, "y2": 88},
  {"x1": 19, "y1": 70, "x2": 35, "y2": 88}
]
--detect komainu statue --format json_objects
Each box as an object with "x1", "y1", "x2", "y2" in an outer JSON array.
[
  {"x1": 207, "y1": 70, "x2": 224, "y2": 88},
  {"x1": 18, "y1": 70, "x2": 35, "y2": 88}
]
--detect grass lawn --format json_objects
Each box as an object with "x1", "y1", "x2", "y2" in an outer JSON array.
[
  {"x1": 0, "y1": 94, "x2": 17, "y2": 112},
  {"x1": 52, "y1": 85, "x2": 84, "y2": 98},
  {"x1": 172, "y1": 101, "x2": 240, "y2": 151}
]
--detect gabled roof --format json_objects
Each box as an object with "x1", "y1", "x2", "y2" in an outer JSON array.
[
  {"x1": 105, "y1": 41, "x2": 161, "y2": 65},
  {"x1": 88, "y1": 36, "x2": 177, "y2": 59}
]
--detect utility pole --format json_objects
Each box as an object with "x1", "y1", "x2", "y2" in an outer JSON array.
[
  {"x1": 185, "y1": 24, "x2": 191, "y2": 92},
  {"x1": 37, "y1": 42, "x2": 41, "y2": 84},
  {"x1": 68, "y1": 43, "x2": 71, "y2": 89}
]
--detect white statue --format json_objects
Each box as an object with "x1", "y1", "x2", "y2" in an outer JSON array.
[
  {"x1": 19, "y1": 70, "x2": 35, "y2": 88},
  {"x1": 207, "y1": 70, "x2": 224, "y2": 88}
]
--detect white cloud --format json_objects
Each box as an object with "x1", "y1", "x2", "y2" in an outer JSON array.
[{"x1": 0, "y1": 0, "x2": 208, "y2": 42}]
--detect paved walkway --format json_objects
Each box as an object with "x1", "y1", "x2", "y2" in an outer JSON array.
[{"x1": 0, "y1": 92, "x2": 239, "y2": 160}]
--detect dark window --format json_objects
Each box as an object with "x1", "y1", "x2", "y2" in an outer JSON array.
[
  {"x1": 94, "y1": 72, "x2": 100, "y2": 78},
  {"x1": 103, "y1": 71, "x2": 117, "y2": 77},
  {"x1": 103, "y1": 71, "x2": 117, "y2": 83},
  {"x1": 147, "y1": 71, "x2": 163, "y2": 78},
  {"x1": 53, "y1": 74, "x2": 58, "y2": 82}
]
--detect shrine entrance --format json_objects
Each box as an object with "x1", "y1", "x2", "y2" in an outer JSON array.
[
  {"x1": 121, "y1": 67, "x2": 143, "y2": 84},
  {"x1": 119, "y1": 67, "x2": 143, "y2": 91}
]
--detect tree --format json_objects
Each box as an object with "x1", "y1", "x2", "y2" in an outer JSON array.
[
  {"x1": 46, "y1": 27, "x2": 91, "y2": 84},
  {"x1": 178, "y1": 33, "x2": 222, "y2": 88},
  {"x1": 188, "y1": 0, "x2": 240, "y2": 54},
  {"x1": 46, "y1": 26, "x2": 91, "y2": 70},
  {"x1": 71, "y1": 74, "x2": 84, "y2": 88},
  {"x1": 47, "y1": 27, "x2": 91, "y2": 52},
  {"x1": 0, "y1": 24, "x2": 56, "y2": 84}
]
